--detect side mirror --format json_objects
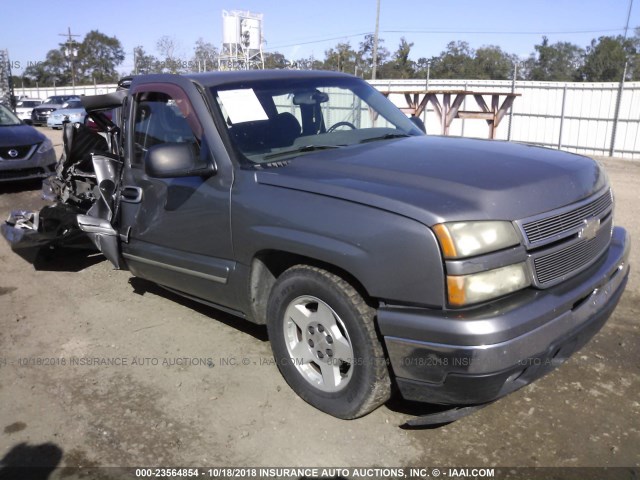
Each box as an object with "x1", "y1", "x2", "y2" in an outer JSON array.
[
  {"x1": 145, "y1": 142, "x2": 216, "y2": 178},
  {"x1": 409, "y1": 115, "x2": 426, "y2": 134}
]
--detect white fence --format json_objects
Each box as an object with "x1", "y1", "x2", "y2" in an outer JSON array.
[
  {"x1": 16, "y1": 83, "x2": 118, "y2": 100},
  {"x1": 370, "y1": 79, "x2": 640, "y2": 160},
  {"x1": 16, "y1": 78, "x2": 640, "y2": 160}
]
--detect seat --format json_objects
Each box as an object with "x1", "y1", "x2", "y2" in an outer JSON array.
[{"x1": 269, "y1": 112, "x2": 301, "y2": 148}]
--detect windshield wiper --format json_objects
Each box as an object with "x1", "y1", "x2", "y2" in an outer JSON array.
[
  {"x1": 263, "y1": 144, "x2": 343, "y2": 161},
  {"x1": 360, "y1": 133, "x2": 410, "y2": 144}
]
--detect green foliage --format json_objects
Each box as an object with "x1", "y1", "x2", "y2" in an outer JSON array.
[
  {"x1": 192, "y1": 38, "x2": 218, "y2": 72},
  {"x1": 323, "y1": 42, "x2": 358, "y2": 74},
  {"x1": 579, "y1": 35, "x2": 639, "y2": 81},
  {"x1": 474, "y1": 46, "x2": 518, "y2": 80},
  {"x1": 15, "y1": 26, "x2": 640, "y2": 84},
  {"x1": 525, "y1": 37, "x2": 584, "y2": 81},
  {"x1": 77, "y1": 30, "x2": 125, "y2": 82},
  {"x1": 132, "y1": 45, "x2": 158, "y2": 75},
  {"x1": 23, "y1": 30, "x2": 124, "y2": 85},
  {"x1": 264, "y1": 52, "x2": 289, "y2": 69},
  {"x1": 359, "y1": 34, "x2": 389, "y2": 79},
  {"x1": 428, "y1": 41, "x2": 476, "y2": 79}
]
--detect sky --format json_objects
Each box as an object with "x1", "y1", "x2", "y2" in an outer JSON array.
[{"x1": 2, "y1": 0, "x2": 639, "y2": 76}]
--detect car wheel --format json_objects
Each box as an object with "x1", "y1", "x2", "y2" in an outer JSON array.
[{"x1": 267, "y1": 265, "x2": 391, "y2": 419}]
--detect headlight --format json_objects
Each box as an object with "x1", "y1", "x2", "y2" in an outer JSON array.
[
  {"x1": 433, "y1": 221, "x2": 520, "y2": 259},
  {"x1": 37, "y1": 138, "x2": 53, "y2": 153},
  {"x1": 447, "y1": 262, "x2": 531, "y2": 307}
]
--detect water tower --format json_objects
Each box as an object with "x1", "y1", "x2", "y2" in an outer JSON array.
[{"x1": 219, "y1": 10, "x2": 265, "y2": 70}]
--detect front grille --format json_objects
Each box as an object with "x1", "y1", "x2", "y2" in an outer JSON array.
[
  {"x1": 0, "y1": 144, "x2": 36, "y2": 160},
  {"x1": 533, "y1": 216, "x2": 612, "y2": 286},
  {"x1": 522, "y1": 189, "x2": 612, "y2": 245}
]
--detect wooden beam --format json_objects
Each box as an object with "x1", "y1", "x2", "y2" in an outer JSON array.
[
  {"x1": 457, "y1": 111, "x2": 494, "y2": 120},
  {"x1": 445, "y1": 94, "x2": 467, "y2": 126},
  {"x1": 426, "y1": 94, "x2": 443, "y2": 123},
  {"x1": 473, "y1": 94, "x2": 490, "y2": 113},
  {"x1": 442, "y1": 93, "x2": 451, "y2": 134},
  {"x1": 495, "y1": 96, "x2": 516, "y2": 126}
]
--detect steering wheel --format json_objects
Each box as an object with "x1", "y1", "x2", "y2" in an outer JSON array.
[{"x1": 327, "y1": 121, "x2": 357, "y2": 133}]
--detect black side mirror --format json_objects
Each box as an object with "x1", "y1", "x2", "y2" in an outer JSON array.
[
  {"x1": 145, "y1": 142, "x2": 216, "y2": 178},
  {"x1": 409, "y1": 115, "x2": 426, "y2": 134}
]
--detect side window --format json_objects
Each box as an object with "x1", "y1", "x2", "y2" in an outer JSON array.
[{"x1": 131, "y1": 90, "x2": 201, "y2": 167}]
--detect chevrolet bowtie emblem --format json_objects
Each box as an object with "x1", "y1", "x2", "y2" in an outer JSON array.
[{"x1": 579, "y1": 217, "x2": 601, "y2": 241}]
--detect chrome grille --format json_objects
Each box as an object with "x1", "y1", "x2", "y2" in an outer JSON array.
[
  {"x1": 522, "y1": 189, "x2": 612, "y2": 245},
  {"x1": 533, "y1": 217, "x2": 612, "y2": 286}
]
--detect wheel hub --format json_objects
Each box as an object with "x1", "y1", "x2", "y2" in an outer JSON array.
[
  {"x1": 305, "y1": 322, "x2": 334, "y2": 362},
  {"x1": 282, "y1": 295, "x2": 354, "y2": 392}
]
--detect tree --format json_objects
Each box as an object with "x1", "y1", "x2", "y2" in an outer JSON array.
[
  {"x1": 132, "y1": 45, "x2": 159, "y2": 75},
  {"x1": 358, "y1": 34, "x2": 389, "y2": 79},
  {"x1": 428, "y1": 41, "x2": 476, "y2": 79},
  {"x1": 323, "y1": 42, "x2": 358, "y2": 74},
  {"x1": 579, "y1": 35, "x2": 638, "y2": 81},
  {"x1": 264, "y1": 52, "x2": 289, "y2": 69},
  {"x1": 292, "y1": 55, "x2": 324, "y2": 70},
  {"x1": 156, "y1": 36, "x2": 184, "y2": 74},
  {"x1": 76, "y1": 30, "x2": 125, "y2": 83},
  {"x1": 23, "y1": 48, "x2": 69, "y2": 85},
  {"x1": 473, "y1": 46, "x2": 517, "y2": 80},
  {"x1": 386, "y1": 37, "x2": 415, "y2": 79},
  {"x1": 23, "y1": 30, "x2": 124, "y2": 86},
  {"x1": 192, "y1": 38, "x2": 218, "y2": 72},
  {"x1": 525, "y1": 36, "x2": 583, "y2": 81}
]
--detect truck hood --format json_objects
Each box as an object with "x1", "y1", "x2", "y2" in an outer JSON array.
[{"x1": 255, "y1": 135, "x2": 607, "y2": 225}]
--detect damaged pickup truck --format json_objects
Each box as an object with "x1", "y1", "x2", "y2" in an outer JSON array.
[{"x1": 1, "y1": 71, "x2": 630, "y2": 423}]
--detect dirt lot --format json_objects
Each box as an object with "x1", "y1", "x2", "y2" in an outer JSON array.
[{"x1": 1, "y1": 128, "x2": 639, "y2": 472}]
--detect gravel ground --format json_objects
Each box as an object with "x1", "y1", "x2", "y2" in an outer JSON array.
[{"x1": 0, "y1": 128, "x2": 638, "y2": 474}]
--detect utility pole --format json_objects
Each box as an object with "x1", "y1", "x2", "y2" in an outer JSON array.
[
  {"x1": 371, "y1": 0, "x2": 381, "y2": 80},
  {"x1": 59, "y1": 27, "x2": 81, "y2": 90},
  {"x1": 609, "y1": 0, "x2": 634, "y2": 156}
]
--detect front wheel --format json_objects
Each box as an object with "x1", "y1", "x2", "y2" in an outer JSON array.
[{"x1": 266, "y1": 265, "x2": 391, "y2": 419}]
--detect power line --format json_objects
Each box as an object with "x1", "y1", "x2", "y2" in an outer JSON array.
[
  {"x1": 381, "y1": 27, "x2": 627, "y2": 35},
  {"x1": 265, "y1": 27, "x2": 628, "y2": 51}
]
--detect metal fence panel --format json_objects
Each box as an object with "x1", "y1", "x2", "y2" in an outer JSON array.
[{"x1": 371, "y1": 79, "x2": 640, "y2": 160}]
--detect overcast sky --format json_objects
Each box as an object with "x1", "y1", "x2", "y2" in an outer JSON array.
[{"x1": 3, "y1": 0, "x2": 639, "y2": 75}]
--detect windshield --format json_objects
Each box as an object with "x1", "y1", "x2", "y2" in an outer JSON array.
[
  {"x1": 62, "y1": 100, "x2": 83, "y2": 109},
  {"x1": 209, "y1": 77, "x2": 423, "y2": 164},
  {"x1": 17, "y1": 100, "x2": 41, "y2": 108},
  {"x1": 0, "y1": 105, "x2": 22, "y2": 126}
]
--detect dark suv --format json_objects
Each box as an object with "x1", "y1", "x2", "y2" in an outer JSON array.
[
  {"x1": 31, "y1": 95, "x2": 80, "y2": 126},
  {"x1": 2, "y1": 71, "x2": 630, "y2": 423}
]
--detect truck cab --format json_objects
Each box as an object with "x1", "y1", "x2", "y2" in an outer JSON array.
[{"x1": 2, "y1": 71, "x2": 630, "y2": 422}]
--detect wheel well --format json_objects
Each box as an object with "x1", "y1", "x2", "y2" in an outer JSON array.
[{"x1": 248, "y1": 250, "x2": 374, "y2": 325}]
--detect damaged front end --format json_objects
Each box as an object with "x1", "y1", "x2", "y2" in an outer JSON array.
[{"x1": 2, "y1": 89, "x2": 127, "y2": 268}]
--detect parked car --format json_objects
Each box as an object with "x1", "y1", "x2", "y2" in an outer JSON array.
[
  {"x1": 47, "y1": 99, "x2": 87, "y2": 129},
  {"x1": 14, "y1": 98, "x2": 43, "y2": 124},
  {"x1": 1, "y1": 71, "x2": 630, "y2": 424},
  {"x1": 0, "y1": 103, "x2": 56, "y2": 181},
  {"x1": 31, "y1": 95, "x2": 80, "y2": 126}
]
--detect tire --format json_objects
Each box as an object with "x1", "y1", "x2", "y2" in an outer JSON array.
[{"x1": 266, "y1": 265, "x2": 391, "y2": 419}]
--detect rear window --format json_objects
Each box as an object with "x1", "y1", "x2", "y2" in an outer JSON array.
[{"x1": 18, "y1": 100, "x2": 41, "y2": 108}]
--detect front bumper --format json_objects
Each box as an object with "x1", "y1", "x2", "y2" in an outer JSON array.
[
  {"x1": 380, "y1": 226, "x2": 630, "y2": 405},
  {"x1": 0, "y1": 148, "x2": 56, "y2": 182},
  {"x1": 32, "y1": 111, "x2": 53, "y2": 125}
]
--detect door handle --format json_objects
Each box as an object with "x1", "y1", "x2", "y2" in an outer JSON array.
[{"x1": 121, "y1": 186, "x2": 143, "y2": 203}]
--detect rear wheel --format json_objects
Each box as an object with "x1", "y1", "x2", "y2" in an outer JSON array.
[{"x1": 266, "y1": 265, "x2": 391, "y2": 419}]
